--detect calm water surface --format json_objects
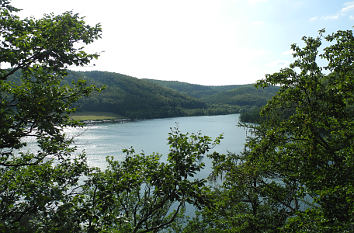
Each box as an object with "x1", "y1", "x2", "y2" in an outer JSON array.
[{"x1": 65, "y1": 114, "x2": 247, "y2": 173}]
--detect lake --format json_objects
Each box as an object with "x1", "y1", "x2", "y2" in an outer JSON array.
[
  {"x1": 21, "y1": 114, "x2": 247, "y2": 217},
  {"x1": 65, "y1": 114, "x2": 247, "y2": 176}
]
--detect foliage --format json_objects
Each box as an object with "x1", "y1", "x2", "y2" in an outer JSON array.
[
  {"x1": 239, "y1": 106, "x2": 262, "y2": 123},
  {"x1": 0, "y1": 3, "x2": 223, "y2": 232},
  {"x1": 0, "y1": 0, "x2": 102, "y2": 231},
  {"x1": 183, "y1": 29, "x2": 353, "y2": 232},
  {"x1": 75, "y1": 128, "x2": 222, "y2": 233}
]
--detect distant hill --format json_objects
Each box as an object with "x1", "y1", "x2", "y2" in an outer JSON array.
[
  {"x1": 144, "y1": 79, "x2": 279, "y2": 107},
  {"x1": 66, "y1": 71, "x2": 207, "y2": 119},
  {"x1": 65, "y1": 71, "x2": 279, "y2": 119},
  {"x1": 143, "y1": 79, "x2": 241, "y2": 99},
  {"x1": 201, "y1": 85, "x2": 279, "y2": 106}
]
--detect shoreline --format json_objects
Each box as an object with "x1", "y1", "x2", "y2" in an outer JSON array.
[
  {"x1": 79, "y1": 113, "x2": 240, "y2": 125},
  {"x1": 81, "y1": 118, "x2": 131, "y2": 125}
]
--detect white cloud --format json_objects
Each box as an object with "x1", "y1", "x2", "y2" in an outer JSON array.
[
  {"x1": 341, "y1": 1, "x2": 354, "y2": 19},
  {"x1": 341, "y1": 1, "x2": 354, "y2": 13},
  {"x1": 309, "y1": 16, "x2": 318, "y2": 21},
  {"x1": 309, "y1": 15, "x2": 339, "y2": 21},
  {"x1": 310, "y1": 1, "x2": 354, "y2": 22},
  {"x1": 323, "y1": 15, "x2": 340, "y2": 20}
]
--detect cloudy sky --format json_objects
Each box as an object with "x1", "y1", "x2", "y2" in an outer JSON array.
[{"x1": 11, "y1": 0, "x2": 354, "y2": 85}]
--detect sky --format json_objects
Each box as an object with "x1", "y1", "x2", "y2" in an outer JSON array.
[{"x1": 10, "y1": 0, "x2": 354, "y2": 85}]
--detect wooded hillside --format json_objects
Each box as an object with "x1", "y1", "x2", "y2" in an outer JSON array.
[
  {"x1": 65, "y1": 71, "x2": 278, "y2": 119},
  {"x1": 65, "y1": 71, "x2": 207, "y2": 119}
]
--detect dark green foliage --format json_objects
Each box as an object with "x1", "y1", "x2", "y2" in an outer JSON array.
[
  {"x1": 239, "y1": 106, "x2": 262, "y2": 123},
  {"x1": 0, "y1": 2, "x2": 223, "y2": 232},
  {"x1": 0, "y1": 0, "x2": 101, "y2": 231},
  {"x1": 0, "y1": 2, "x2": 101, "y2": 81},
  {"x1": 184, "y1": 29, "x2": 354, "y2": 232}
]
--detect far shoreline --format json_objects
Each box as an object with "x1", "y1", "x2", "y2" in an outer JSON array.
[{"x1": 71, "y1": 111, "x2": 240, "y2": 125}]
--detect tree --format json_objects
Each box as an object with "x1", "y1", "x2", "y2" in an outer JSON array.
[
  {"x1": 184, "y1": 29, "x2": 353, "y2": 232},
  {"x1": 0, "y1": 3, "x2": 221, "y2": 232},
  {"x1": 0, "y1": 0, "x2": 102, "y2": 231},
  {"x1": 75, "y1": 128, "x2": 221, "y2": 233},
  {"x1": 255, "y1": 29, "x2": 353, "y2": 232}
]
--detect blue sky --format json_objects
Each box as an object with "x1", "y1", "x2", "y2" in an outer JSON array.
[{"x1": 11, "y1": 0, "x2": 354, "y2": 85}]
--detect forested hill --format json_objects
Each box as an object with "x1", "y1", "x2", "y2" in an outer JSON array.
[
  {"x1": 144, "y1": 79, "x2": 279, "y2": 107},
  {"x1": 143, "y1": 79, "x2": 241, "y2": 98},
  {"x1": 62, "y1": 71, "x2": 280, "y2": 119},
  {"x1": 201, "y1": 85, "x2": 279, "y2": 106},
  {"x1": 65, "y1": 71, "x2": 207, "y2": 119}
]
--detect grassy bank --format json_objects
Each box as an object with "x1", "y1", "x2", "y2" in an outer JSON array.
[{"x1": 70, "y1": 112, "x2": 126, "y2": 121}]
